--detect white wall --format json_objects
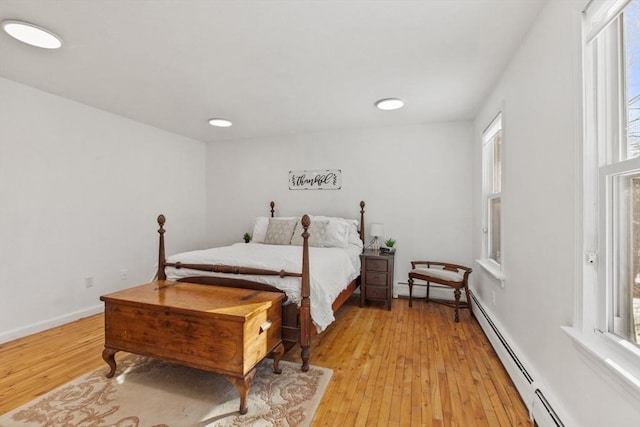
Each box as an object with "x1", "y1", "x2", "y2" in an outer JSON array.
[
  {"x1": 0, "y1": 77, "x2": 207, "y2": 342},
  {"x1": 205, "y1": 123, "x2": 474, "y2": 296},
  {"x1": 473, "y1": 1, "x2": 639, "y2": 425}
]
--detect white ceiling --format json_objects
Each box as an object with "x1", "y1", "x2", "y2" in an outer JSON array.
[{"x1": 0, "y1": 0, "x2": 547, "y2": 143}]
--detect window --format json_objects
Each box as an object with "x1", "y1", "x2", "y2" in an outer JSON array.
[
  {"x1": 587, "y1": 0, "x2": 640, "y2": 347},
  {"x1": 576, "y1": 0, "x2": 640, "y2": 390},
  {"x1": 479, "y1": 113, "x2": 504, "y2": 279},
  {"x1": 624, "y1": 1, "x2": 640, "y2": 347}
]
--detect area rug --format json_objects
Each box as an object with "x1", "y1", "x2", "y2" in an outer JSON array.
[{"x1": 0, "y1": 355, "x2": 332, "y2": 427}]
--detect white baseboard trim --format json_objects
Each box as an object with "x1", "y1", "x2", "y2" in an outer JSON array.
[{"x1": 0, "y1": 304, "x2": 104, "y2": 344}]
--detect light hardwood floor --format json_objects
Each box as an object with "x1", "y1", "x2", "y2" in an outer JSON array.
[{"x1": 0, "y1": 297, "x2": 532, "y2": 426}]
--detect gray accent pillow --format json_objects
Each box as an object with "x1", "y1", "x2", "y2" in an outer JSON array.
[
  {"x1": 263, "y1": 218, "x2": 298, "y2": 245},
  {"x1": 291, "y1": 220, "x2": 329, "y2": 247}
]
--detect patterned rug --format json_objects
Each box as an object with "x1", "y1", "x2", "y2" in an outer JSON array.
[{"x1": 0, "y1": 355, "x2": 332, "y2": 427}]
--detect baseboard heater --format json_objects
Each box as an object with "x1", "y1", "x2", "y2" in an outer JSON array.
[
  {"x1": 533, "y1": 389, "x2": 564, "y2": 427},
  {"x1": 470, "y1": 292, "x2": 565, "y2": 427}
]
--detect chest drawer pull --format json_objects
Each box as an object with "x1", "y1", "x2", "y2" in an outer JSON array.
[{"x1": 260, "y1": 321, "x2": 272, "y2": 334}]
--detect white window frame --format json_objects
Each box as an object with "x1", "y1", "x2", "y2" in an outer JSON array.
[
  {"x1": 564, "y1": 0, "x2": 640, "y2": 397},
  {"x1": 477, "y1": 113, "x2": 505, "y2": 282}
]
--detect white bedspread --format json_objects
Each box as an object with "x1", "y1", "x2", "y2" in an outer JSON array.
[{"x1": 165, "y1": 243, "x2": 361, "y2": 331}]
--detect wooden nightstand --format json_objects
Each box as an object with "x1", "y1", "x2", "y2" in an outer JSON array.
[{"x1": 360, "y1": 249, "x2": 395, "y2": 310}]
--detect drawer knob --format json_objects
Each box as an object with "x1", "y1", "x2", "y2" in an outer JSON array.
[{"x1": 259, "y1": 321, "x2": 272, "y2": 333}]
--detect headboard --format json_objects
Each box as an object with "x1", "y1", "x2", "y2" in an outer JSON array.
[{"x1": 268, "y1": 200, "x2": 366, "y2": 246}]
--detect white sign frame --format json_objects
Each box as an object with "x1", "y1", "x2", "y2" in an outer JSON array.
[{"x1": 289, "y1": 169, "x2": 342, "y2": 190}]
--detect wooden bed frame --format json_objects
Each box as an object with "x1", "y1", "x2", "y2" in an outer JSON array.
[{"x1": 156, "y1": 201, "x2": 366, "y2": 371}]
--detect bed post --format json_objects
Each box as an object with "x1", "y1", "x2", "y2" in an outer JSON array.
[
  {"x1": 157, "y1": 214, "x2": 167, "y2": 281},
  {"x1": 270, "y1": 201, "x2": 275, "y2": 218},
  {"x1": 359, "y1": 201, "x2": 366, "y2": 248},
  {"x1": 299, "y1": 214, "x2": 311, "y2": 372}
]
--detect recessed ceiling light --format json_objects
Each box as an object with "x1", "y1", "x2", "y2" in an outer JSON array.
[
  {"x1": 1, "y1": 20, "x2": 63, "y2": 49},
  {"x1": 375, "y1": 98, "x2": 404, "y2": 110},
  {"x1": 208, "y1": 118, "x2": 232, "y2": 127}
]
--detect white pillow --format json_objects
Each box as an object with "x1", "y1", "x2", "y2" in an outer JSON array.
[
  {"x1": 312, "y1": 216, "x2": 350, "y2": 248},
  {"x1": 347, "y1": 221, "x2": 363, "y2": 249},
  {"x1": 291, "y1": 220, "x2": 329, "y2": 247},
  {"x1": 251, "y1": 217, "x2": 269, "y2": 243},
  {"x1": 264, "y1": 218, "x2": 299, "y2": 245}
]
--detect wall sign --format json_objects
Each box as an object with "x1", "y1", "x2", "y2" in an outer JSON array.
[{"x1": 289, "y1": 169, "x2": 342, "y2": 190}]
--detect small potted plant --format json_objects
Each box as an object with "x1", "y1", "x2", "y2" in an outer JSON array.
[
  {"x1": 243, "y1": 232, "x2": 251, "y2": 243},
  {"x1": 381, "y1": 238, "x2": 396, "y2": 254}
]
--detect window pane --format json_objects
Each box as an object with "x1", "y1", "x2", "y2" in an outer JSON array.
[
  {"x1": 489, "y1": 197, "x2": 502, "y2": 264},
  {"x1": 631, "y1": 174, "x2": 640, "y2": 345},
  {"x1": 493, "y1": 131, "x2": 503, "y2": 193},
  {"x1": 624, "y1": 0, "x2": 640, "y2": 160},
  {"x1": 613, "y1": 172, "x2": 640, "y2": 346},
  {"x1": 630, "y1": 176, "x2": 640, "y2": 345}
]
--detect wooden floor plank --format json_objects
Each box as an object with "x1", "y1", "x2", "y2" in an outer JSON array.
[{"x1": 0, "y1": 297, "x2": 532, "y2": 426}]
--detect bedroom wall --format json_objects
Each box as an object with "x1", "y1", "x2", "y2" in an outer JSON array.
[
  {"x1": 472, "y1": 0, "x2": 639, "y2": 425},
  {"x1": 0, "y1": 77, "x2": 207, "y2": 343},
  {"x1": 205, "y1": 122, "x2": 473, "y2": 298}
]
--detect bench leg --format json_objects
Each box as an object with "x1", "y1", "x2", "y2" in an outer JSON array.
[
  {"x1": 408, "y1": 277, "x2": 414, "y2": 307},
  {"x1": 464, "y1": 284, "x2": 473, "y2": 318}
]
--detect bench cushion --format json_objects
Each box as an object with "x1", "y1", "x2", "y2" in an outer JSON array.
[{"x1": 410, "y1": 267, "x2": 463, "y2": 283}]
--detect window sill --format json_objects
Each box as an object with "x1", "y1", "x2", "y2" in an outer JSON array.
[
  {"x1": 562, "y1": 326, "x2": 640, "y2": 401},
  {"x1": 475, "y1": 259, "x2": 505, "y2": 284}
]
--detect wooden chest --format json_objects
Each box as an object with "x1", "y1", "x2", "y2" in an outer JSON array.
[
  {"x1": 101, "y1": 281, "x2": 284, "y2": 376},
  {"x1": 100, "y1": 281, "x2": 285, "y2": 414}
]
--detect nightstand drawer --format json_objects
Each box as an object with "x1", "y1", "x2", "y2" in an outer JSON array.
[
  {"x1": 365, "y1": 285, "x2": 387, "y2": 299},
  {"x1": 366, "y1": 271, "x2": 388, "y2": 285},
  {"x1": 366, "y1": 259, "x2": 389, "y2": 272}
]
